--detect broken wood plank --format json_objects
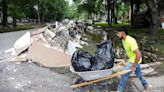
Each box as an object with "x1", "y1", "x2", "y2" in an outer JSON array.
[
  {"x1": 31, "y1": 27, "x2": 47, "y2": 36},
  {"x1": 140, "y1": 62, "x2": 162, "y2": 69},
  {"x1": 46, "y1": 29, "x2": 56, "y2": 38},
  {"x1": 71, "y1": 70, "x2": 131, "y2": 88},
  {"x1": 115, "y1": 59, "x2": 124, "y2": 62},
  {"x1": 115, "y1": 59, "x2": 125, "y2": 66}
]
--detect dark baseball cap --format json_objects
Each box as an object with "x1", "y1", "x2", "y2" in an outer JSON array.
[{"x1": 116, "y1": 27, "x2": 128, "y2": 35}]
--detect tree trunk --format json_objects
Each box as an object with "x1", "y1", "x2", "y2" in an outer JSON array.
[
  {"x1": 111, "y1": 0, "x2": 117, "y2": 24},
  {"x1": 92, "y1": 13, "x2": 95, "y2": 24},
  {"x1": 148, "y1": 8, "x2": 159, "y2": 34},
  {"x1": 134, "y1": 1, "x2": 140, "y2": 14},
  {"x1": 41, "y1": 17, "x2": 45, "y2": 23},
  {"x1": 146, "y1": 0, "x2": 159, "y2": 34},
  {"x1": 2, "y1": 0, "x2": 8, "y2": 28},
  {"x1": 13, "y1": 17, "x2": 16, "y2": 29},
  {"x1": 106, "y1": 0, "x2": 111, "y2": 25},
  {"x1": 129, "y1": 5, "x2": 131, "y2": 22},
  {"x1": 122, "y1": 13, "x2": 125, "y2": 24},
  {"x1": 130, "y1": 0, "x2": 134, "y2": 25},
  {"x1": 113, "y1": 0, "x2": 117, "y2": 24}
]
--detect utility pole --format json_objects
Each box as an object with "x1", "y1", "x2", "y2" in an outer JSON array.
[{"x1": 34, "y1": 5, "x2": 40, "y2": 25}]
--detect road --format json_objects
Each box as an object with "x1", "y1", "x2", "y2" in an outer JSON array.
[
  {"x1": 0, "y1": 29, "x2": 73, "y2": 92},
  {"x1": 0, "y1": 29, "x2": 36, "y2": 52}
]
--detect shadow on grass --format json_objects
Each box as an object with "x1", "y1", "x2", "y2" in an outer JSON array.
[{"x1": 0, "y1": 23, "x2": 46, "y2": 33}]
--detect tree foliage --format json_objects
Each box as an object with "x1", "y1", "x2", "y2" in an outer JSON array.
[
  {"x1": 1, "y1": 0, "x2": 72, "y2": 27},
  {"x1": 1, "y1": 0, "x2": 164, "y2": 34},
  {"x1": 74, "y1": 0, "x2": 104, "y2": 20}
]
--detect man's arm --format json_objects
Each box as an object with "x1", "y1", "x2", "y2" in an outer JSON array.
[
  {"x1": 134, "y1": 48, "x2": 142, "y2": 64},
  {"x1": 131, "y1": 48, "x2": 142, "y2": 72}
]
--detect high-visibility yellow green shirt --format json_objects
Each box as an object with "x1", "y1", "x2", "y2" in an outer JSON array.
[{"x1": 122, "y1": 35, "x2": 142, "y2": 64}]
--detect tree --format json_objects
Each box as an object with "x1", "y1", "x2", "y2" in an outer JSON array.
[
  {"x1": 36, "y1": 0, "x2": 69, "y2": 21},
  {"x1": 74, "y1": 0, "x2": 104, "y2": 22},
  {"x1": 144, "y1": 0, "x2": 159, "y2": 34},
  {"x1": 8, "y1": 0, "x2": 26, "y2": 28},
  {"x1": 2, "y1": 0, "x2": 71, "y2": 28},
  {"x1": 106, "y1": 0, "x2": 111, "y2": 25},
  {"x1": 111, "y1": 0, "x2": 118, "y2": 24},
  {"x1": 130, "y1": 0, "x2": 164, "y2": 34},
  {"x1": 2, "y1": 0, "x2": 8, "y2": 28},
  {"x1": 158, "y1": 0, "x2": 164, "y2": 17},
  {"x1": 115, "y1": 0, "x2": 129, "y2": 23}
]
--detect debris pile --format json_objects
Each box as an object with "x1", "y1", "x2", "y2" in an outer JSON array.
[
  {"x1": 139, "y1": 36, "x2": 163, "y2": 63},
  {"x1": 114, "y1": 36, "x2": 164, "y2": 63},
  {"x1": 115, "y1": 46, "x2": 125, "y2": 59},
  {"x1": 5, "y1": 20, "x2": 93, "y2": 67},
  {"x1": 140, "y1": 42, "x2": 164, "y2": 63}
]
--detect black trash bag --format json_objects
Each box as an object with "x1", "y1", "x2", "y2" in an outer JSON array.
[
  {"x1": 91, "y1": 40, "x2": 115, "y2": 70},
  {"x1": 71, "y1": 51, "x2": 92, "y2": 72},
  {"x1": 91, "y1": 57, "x2": 106, "y2": 70}
]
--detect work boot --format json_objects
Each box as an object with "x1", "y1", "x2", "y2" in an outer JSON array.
[{"x1": 143, "y1": 84, "x2": 152, "y2": 92}]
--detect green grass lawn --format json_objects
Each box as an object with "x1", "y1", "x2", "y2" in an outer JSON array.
[
  {"x1": 0, "y1": 23, "x2": 46, "y2": 33},
  {"x1": 159, "y1": 27, "x2": 164, "y2": 34},
  {"x1": 79, "y1": 33, "x2": 99, "y2": 55},
  {"x1": 91, "y1": 21, "x2": 130, "y2": 27}
]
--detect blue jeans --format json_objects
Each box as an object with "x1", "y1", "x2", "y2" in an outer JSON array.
[{"x1": 117, "y1": 63, "x2": 148, "y2": 92}]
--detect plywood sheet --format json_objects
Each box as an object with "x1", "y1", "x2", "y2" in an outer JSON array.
[{"x1": 27, "y1": 41, "x2": 71, "y2": 67}]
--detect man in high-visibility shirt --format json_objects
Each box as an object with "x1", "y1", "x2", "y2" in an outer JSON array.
[{"x1": 116, "y1": 27, "x2": 151, "y2": 92}]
